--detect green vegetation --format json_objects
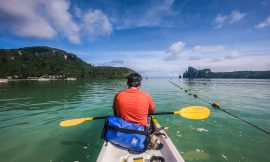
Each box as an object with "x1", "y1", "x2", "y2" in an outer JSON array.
[
  {"x1": 183, "y1": 67, "x2": 270, "y2": 79},
  {"x1": 0, "y1": 46, "x2": 134, "y2": 79}
]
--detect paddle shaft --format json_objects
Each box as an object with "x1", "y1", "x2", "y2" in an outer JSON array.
[
  {"x1": 60, "y1": 105, "x2": 210, "y2": 127},
  {"x1": 153, "y1": 112, "x2": 174, "y2": 115},
  {"x1": 93, "y1": 116, "x2": 110, "y2": 120}
]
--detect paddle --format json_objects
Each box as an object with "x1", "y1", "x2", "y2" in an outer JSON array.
[{"x1": 60, "y1": 106, "x2": 210, "y2": 127}]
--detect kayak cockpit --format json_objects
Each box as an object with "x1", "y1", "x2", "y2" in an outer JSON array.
[{"x1": 96, "y1": 116, "x2": 185, "y2": 162}]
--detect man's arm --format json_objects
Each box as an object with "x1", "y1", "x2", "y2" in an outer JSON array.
[{"x1": 147, "y1": 93, "x2": 155, "y2": 114}]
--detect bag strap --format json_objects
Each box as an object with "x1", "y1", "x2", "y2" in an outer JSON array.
[
  {"x1": 106, "y1": 125, "x2": 149, "y2": 136},
  {"x1": 101, "y1": 119, "x2": 108, "y2": 139}
]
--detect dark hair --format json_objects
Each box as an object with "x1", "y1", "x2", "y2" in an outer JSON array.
[{"x1": 127, "y1": 73, "x2": 142, "y2": 87}]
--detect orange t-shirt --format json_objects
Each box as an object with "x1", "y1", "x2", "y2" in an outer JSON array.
[{"x1": 113, "y1": 88, "x2": 155, "y2": 126}]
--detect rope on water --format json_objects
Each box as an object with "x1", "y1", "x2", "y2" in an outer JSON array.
[{"x1": 169, "y1": 80, "x2": 270, "y2": 136}]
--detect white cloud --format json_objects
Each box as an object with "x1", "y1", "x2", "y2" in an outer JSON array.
[
  {"x1": 113, "y1": 0, "x2": 176, "y2": 29},
  {"x1": 0, "y1": 0, "x2": 80, "y2": 43},
  {"x1": 193, "y1": 45, "x2": 224, "y2": 53},
  {"x1": 15, "y1": 18, "x2": 57, "y2": 39},
  {"x1": 255, "y1": 15, "x2": 270, "y2": 29},
  {"x1": 230, "y1": 10, "x2": 246, "y2": 23},
  {"x1": 45, "y1": 0, "x2": 80, "y2": 43},
  {"x1": 142, "y1": 0, "x2": 175, "y2": 27},
  {"x1": 167, "y1": 41, "x2": 186, "y2": 55},
  {"x1": 0, "y1": 0, "x2": 57, "y2": 39},
  {"x1": 0, "y1": 0, "x2": 113, "y2": 43},
  {"x1": 203, "y1": 55, "x2": 270, "y2": 72},
  {"x1": 91, "y1": 47, "x2": 270, "y2": 76},
  {"x1": 74, "y1": 6, "x2": 82, "y2": 18},
  {"x1": 163, "y1": 54, "x2": 179, "y2": 61},
  {"x1": 213, "y1": 10, "x2": 246, "y2": 29},
  {"x1": 213, "y1": 14, "x2": 228, "y2": 29},
  {"x1": 164, "y1": 41, "x2": 186, "y2": 61},
  {"x1": 82, "y1": 9, "x2": 113, "y2": 40},
  {"x1": 136, "y1": 54, "x2": 270, "y2": 76},
  {"x1": 189, "y1": 56, "x2": 201, "y2": 61},
  {"x1": 225, "y1": 50, "x2": 242, "y2": 59},
  {"x1": 210, "y1": 58, "x2": 223, "y2": 62}
]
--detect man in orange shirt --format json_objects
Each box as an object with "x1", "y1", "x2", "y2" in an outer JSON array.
[{"x1": 113, "y1": 73, "x2": 155, "y2": 126}]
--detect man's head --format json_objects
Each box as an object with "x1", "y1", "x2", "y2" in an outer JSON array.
[{"x1": 127, "y1": 73, "x2": 142, "y2": 88}]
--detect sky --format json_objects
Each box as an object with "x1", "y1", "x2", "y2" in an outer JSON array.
[{"x1": 0, "y1": 0, "x2": 270, "y2": 76}]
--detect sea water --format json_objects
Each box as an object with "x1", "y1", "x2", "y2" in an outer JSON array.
[{"x1": 0, "y1": 79, "x2": 269, "y2": 162}]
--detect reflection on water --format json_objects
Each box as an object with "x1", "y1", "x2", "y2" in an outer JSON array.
[
  {"x1": 60, "y1": 140, "x2": 101, "y2": 150},
  {"x1": 0, "y1": 79, "x2": 269, "y2": 162},
  {"x1": 183, "y1": 149, "x2": 210, "y2": 160}
]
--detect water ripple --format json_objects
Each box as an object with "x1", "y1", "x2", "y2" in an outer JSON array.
[{"x1": 0, "y1": 122, "x2": 29, "y2": 130}]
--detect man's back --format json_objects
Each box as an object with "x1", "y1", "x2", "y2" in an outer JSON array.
[{"x1": 113, "y1": 88, "x2": 155, "y2": 126}]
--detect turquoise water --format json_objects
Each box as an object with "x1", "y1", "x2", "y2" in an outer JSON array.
[{"x1": 0, "y1": 79, "x2": 269, "y2": 162}]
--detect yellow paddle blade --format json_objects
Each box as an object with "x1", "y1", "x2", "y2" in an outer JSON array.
[
  {"x1": 174, "y1": 106, "x2": 210, "y2": 119},
  {"x1": 60, "y1": 117, "x2": 93, "y2": 127}
]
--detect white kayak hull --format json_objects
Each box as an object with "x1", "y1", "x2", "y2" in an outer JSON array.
[{"x1": 96, "y1": 116, "x2": 185, "y2": 162}]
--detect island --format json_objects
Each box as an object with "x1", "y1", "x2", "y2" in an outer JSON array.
[
  {"x1": 183, "y1": 67, "x2": 270, "y2": 79},
  {"x1": 0, "y1": 46, "x2": 134, "y2": 80}
]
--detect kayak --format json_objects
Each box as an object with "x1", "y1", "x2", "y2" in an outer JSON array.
[{"x1": 96, "y1": 116, "x2": 185, "y2": 162}]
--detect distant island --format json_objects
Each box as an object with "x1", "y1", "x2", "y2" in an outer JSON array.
[
  {"x1": 0, "y1": 46, "x2": 134, "y2": 79},
  {"x1": 183, "y1": 67, "x2": 270, "y2": 79}
]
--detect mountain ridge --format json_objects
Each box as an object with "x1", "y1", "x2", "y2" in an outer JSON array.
[
  {"x1": 183, "y1": 67, "x2": 270, "y2": 79},
  {"x1": 0, "y1": 46, "x2": 134, "y2": 79}
]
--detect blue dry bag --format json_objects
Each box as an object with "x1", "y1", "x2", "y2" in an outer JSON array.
[{"x1": 102, "y1": 116, "x2": 149, "y2": 152}]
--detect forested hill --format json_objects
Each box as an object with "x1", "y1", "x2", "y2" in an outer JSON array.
[
  {"x1": 183, "y1": 67, "x2": 270, "y2": 79},
  {"x1": 0, "y1": 46, "x2": 134, "y2": 79}
]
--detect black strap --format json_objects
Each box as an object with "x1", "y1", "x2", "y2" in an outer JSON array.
[
  {"x1": 107, "y1": 125, "x2": 149, "y2": 136},
  {"x1": 101, "y1": 119, "x2": 109, "y2": 139}
]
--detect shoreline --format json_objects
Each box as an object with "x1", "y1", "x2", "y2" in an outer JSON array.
[
  {"x1": 1, "y1": 78, "x2": 270, "y2": 82},
  {"x1": 1, "y1": 78, "x2": 77, "y2": 82}
]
